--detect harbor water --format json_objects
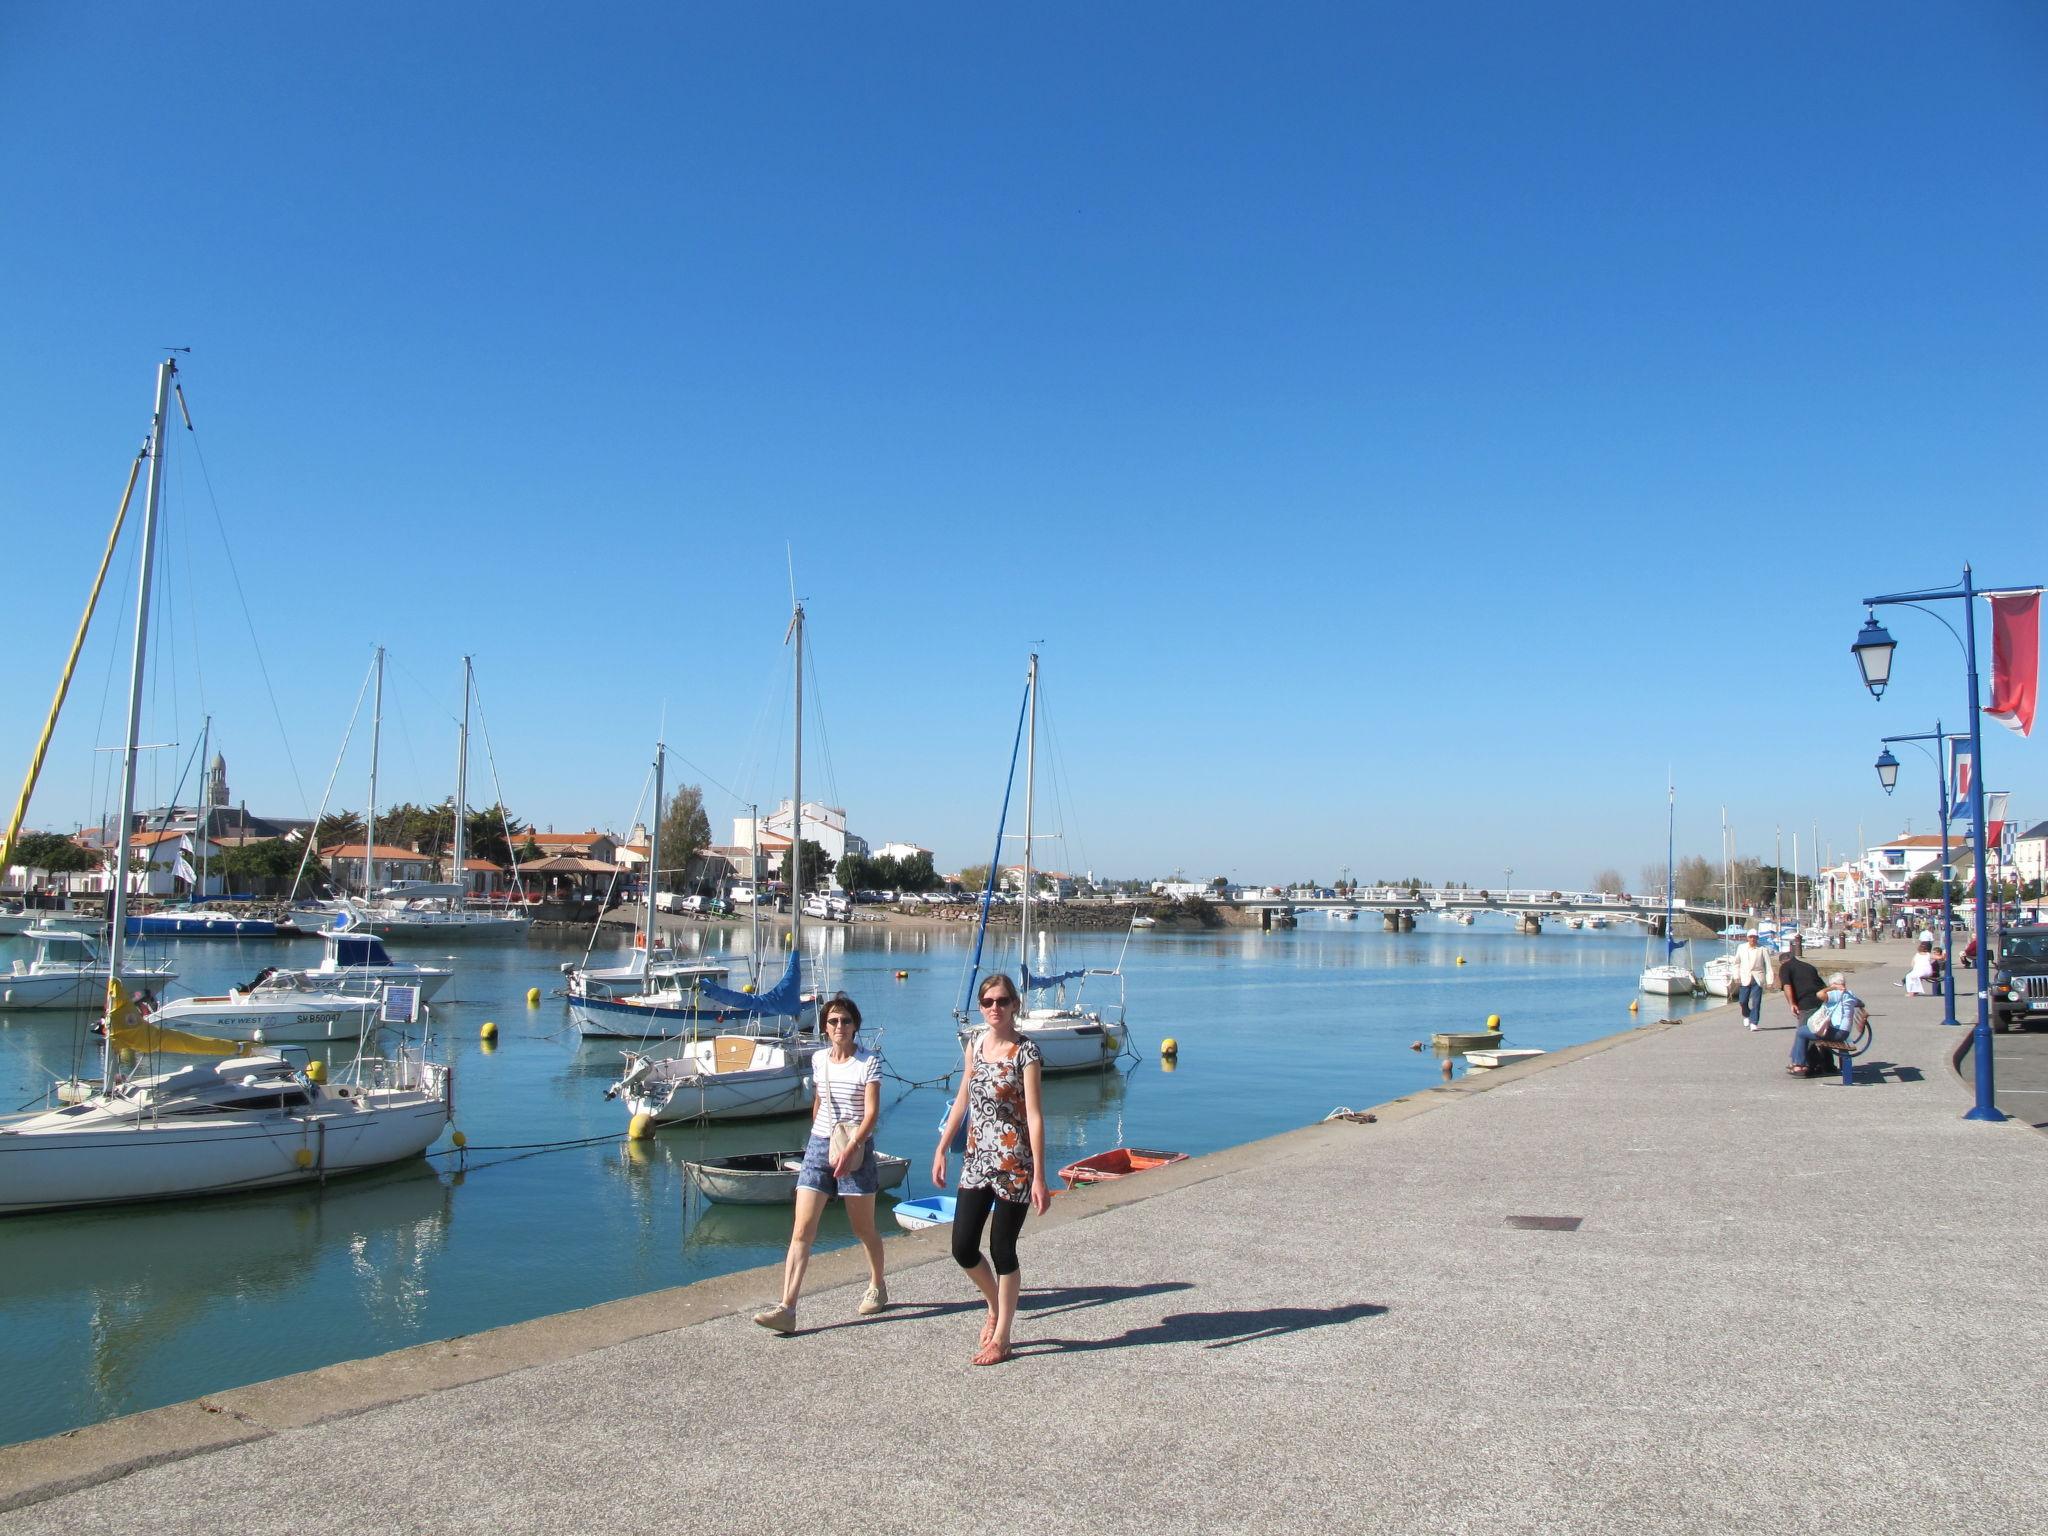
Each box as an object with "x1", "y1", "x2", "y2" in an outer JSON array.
[{"x1": 0, "y1": 915, "x2": 1724, "y2": 1446}]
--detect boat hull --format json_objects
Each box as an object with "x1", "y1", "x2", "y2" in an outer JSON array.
[
  {"x1": 961, "y1": 1013, "x2": 1129, "y2": 1074},
  {"x1": 0, "y1": 1092, "x2": 447, "y2": 1215},
  {"x1": 0, "y1": 963, "x2": 178, "y2": 1010},
  {"x1": 1639, "y1": 967, "x2": 1699, "y2": 996},
  {"x1": 892, "y1": 1195, "x2": 956, "y2": 1231},
  {"x1": 151, "y1": 995, "x2": 382, "y2": 1042},
  {"x1": 127, "y1": 912, "x2": 279, "y2": 938},
  {"x1": 685, "y1": 1150, "x2": 910, "y2": 1204}
]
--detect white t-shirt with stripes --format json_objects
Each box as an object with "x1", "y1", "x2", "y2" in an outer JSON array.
[{"x1": 811, "y1": 1047, "x2": 880, "y2": 1138}]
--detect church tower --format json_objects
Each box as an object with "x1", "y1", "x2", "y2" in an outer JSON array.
[{"x1": 209, "y1": 752, "x2": 229, "y2": 817}]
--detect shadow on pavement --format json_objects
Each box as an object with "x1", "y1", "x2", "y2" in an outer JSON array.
[{"x1": 1020, "y1": 1300, "x2": 1389, "y2": 1355}]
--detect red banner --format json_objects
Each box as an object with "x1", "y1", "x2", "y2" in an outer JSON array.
[{"x1": 1984, "y1": 591, "x2": 2039, "y2": 737}]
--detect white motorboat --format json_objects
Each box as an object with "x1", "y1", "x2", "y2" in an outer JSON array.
[
  {"x1": 956, "y1": 654, "x2": 1130, "y2": 1075},
  {"x1": 0, "y1": 1049, "x2": 449, "y2": 1214},
  {"x1": 1129, "y1": 914, "x2": 1157, "y2": 929},
  {"x1": 260, "y1": 929, "x2": 453, "y2": 1002},
  {"x1": 683, "y1": 1148, "x2": 910, "y2": 1204},
  {"x1": 148, "y1": 986, "x2": 384, "y2": 1043},
  {"x1": 1, "y1": 927, "x2": 177, "y2": 1010},
  {"x1": 1329, "y1": 906, "x2": 1358, "y2": 921},
  {"x1": 606, "y1": 610, "x2": 822, "y2": 1129},
  {"x1": 0, "y1": 359, "x2": 451, "y2": 1213},
  {"x1": 0, "y1": 903, "x2": 96, "y2": 937}
]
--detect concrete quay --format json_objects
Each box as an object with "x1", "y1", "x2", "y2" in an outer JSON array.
[{"x1": 3, "y1": 936, "x2": 2040, "y2": 1533}]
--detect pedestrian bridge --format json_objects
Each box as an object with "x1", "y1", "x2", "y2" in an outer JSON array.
[{"x1": 1228, "y1": 888, "x2": 1742, "y2": 935}]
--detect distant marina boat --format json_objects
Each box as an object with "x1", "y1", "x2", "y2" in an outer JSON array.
[
  {"x1": 126, "y1": 907, "x2": 278, "y2": 938},
  {"x1": 0, "y1": 902, "x2": 95, "y2": 938},
  {"x1": 1129, "y1": 914, "x2": 1157, "y2": 930},
  {"x1": 2, "y1": 926, "x2": 177, "y2": 1010}
]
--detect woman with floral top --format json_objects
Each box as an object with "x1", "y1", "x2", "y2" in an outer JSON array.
[{"x1": 933, "y1": 970, "x2": 1049, "y2": 1365}]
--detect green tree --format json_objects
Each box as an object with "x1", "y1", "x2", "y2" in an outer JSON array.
[
  {"x1": 894, "y1": 851, "x2": 939, "y2": 893},
  {"x1": 1210, "y1": 875, "x2": 1229, "y2": 892},
  {"x1": 957, "y1": 863, "x2": 991, "y2": 892},
  {"x1": 220, "y1": 837, "x2": 323, "y2": 896},
  {"x1": 1907, "y1": 871, "x2": 1940, "y2": 900},
  {"x1": 1674, "y1": 855, "x2": 1717, "y2": 903},
  {"x1": 464, "y1": 804, "x2": 529, "y2": 870},
  {"x1": 791, "y1": 838, "x2": 835, "y2": 893},
  {"x1": 838, "y1": 852, "x2": 877, "y2": 892},
  {"x1": 657, "y1": 785, "x2": 711, "y2": 894},
  {"x1": 316, "y1": 810, "x2": 365, "y2": 848},
  {"x1": 7, "y1": 830, "x2": 100, "y2": 876}
]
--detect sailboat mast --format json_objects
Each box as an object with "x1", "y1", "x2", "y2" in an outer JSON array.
[
  {"x1": 366, "y1": 646, "x2": 384, "y2": 897},
  {"x1": 452, "y1": 655, "x2": 470, "y2": 902},
  {"x1": 1021, "y1": 653, "x2": 1038, "y2": 979},
  {"x1": 749, "y1": 801, "x2": 762, "y2": 982},
  {"x1": 1793, "y1": 832, "x2": 1801, "y2": 928},
  {"x1": 646, "y1": 741, "x2": 663, "y2": 949},
  {"x1": 197, "y1": 715, "x2": 211, "y2": 902},
  {"x1": 1664, "y1": 781, "x2": 1676, "y2": 960},
  {"x1": 104, "y1": 357, "x2": 176, "y2": 1073},
  {"x1": 790, "y1": 601, "x2": 804, "y2": 968}
]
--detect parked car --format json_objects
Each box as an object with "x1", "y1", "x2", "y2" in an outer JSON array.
[{"x1": 1993, "y1": 923, "x2": 2048, "y2": 1031}]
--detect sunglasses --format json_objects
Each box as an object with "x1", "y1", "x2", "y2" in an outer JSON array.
[{"x1": 980, "y1": 995, "x2": 1018, "y2": 1008}]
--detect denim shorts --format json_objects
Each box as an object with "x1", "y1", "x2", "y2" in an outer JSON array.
[{"x1": 795, "y1": 1132, "x2": 879, "y2": 1197}]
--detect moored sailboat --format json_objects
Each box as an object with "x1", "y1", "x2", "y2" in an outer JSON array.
[{"x1": 0, "y1": 359, "x2": 450, "y2": 1213}]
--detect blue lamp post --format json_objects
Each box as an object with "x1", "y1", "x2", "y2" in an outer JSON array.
[
  {"x1": 1853, "y1": 565, "x2": 2037, "y2": 1123},
  {"x1": 1874, "y1": 726, "x2": 1965, "y2": 1028}
]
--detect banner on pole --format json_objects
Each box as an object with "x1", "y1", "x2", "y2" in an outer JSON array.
[
  {"x1": 1948, "y1": 745, "x2": 1973, "y2": 824},
  {"x1": 1984, "y1": 591, "x2": 2040, "y2": 737}
]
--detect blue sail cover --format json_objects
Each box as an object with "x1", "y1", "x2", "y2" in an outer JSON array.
[
  {"x1": 1023, "y1": 965, "x2": 1086, "y2": 992},
  {"x1": 695, "y1": 950, "x2": 804, "y2": 1018}
]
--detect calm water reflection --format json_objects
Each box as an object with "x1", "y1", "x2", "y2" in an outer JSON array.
[{"x1": 0, "y1": 915, "x2": 1718, "y2": 1444}]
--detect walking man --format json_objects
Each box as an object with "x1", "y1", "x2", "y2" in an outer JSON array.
[
  {"x1": 1734, "y1": 929, "x2": 1773, "y2": 1031},
  {"x1": 1778, "y1": 935, "x2": 1826, "y2": 1035}
]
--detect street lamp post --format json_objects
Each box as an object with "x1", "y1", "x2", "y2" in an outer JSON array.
[
  {"x1": 1874, "y1": 725, "x2": 1964, "y2": 1028},
  {"x1": 1852, "y1": 564, "x2": 2037, "y2": 1123}
]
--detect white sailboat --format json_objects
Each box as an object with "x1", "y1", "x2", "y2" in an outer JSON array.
[
  {"x1": 343, "y1": 655, "x2": 531, "y2": 941},
  {"x1": 607, "y1": 608, "x2": 822, "y2": 1127},
  {"x1": 565, "y1": 740, "x2": 730, "y2": 1024},
  {"x1": 0, "y1": 358, "x2": 450, "y2": 1214},
  {"x1": 1640, "y1": 782, "x2": 1700, "y2": 996},
  {"x1": 957, "y1": 653, "x2": 1130, "y2": 1074}
]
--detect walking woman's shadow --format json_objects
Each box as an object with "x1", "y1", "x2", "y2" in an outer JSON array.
[{"x1": 1018, "y1": 1300, "x2": 1388, "y2": 1355}]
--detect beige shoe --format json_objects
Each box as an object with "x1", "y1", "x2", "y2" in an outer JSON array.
[
  {"x1": 857, "y1": 1281, "x2": 888, "y2": 1316},
  {"x1": 752, "y1": 1304, "x2": 796, "y2": 1335}
]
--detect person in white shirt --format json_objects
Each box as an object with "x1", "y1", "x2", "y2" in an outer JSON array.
[
  {"x1": 1904, "y1": 939, "x2": 1937, "y2": 996},
  {"x1": 752, "y1": 994, "x2": 887, "y2": 1334},
  {"x1": 1733, "y1": 930, "x2": 1774, "y2": 1031}
]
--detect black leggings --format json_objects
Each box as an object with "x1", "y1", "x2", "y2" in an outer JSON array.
[{"x1": 952, "y1": 1184, "x2": 1029, "y2": 1277}]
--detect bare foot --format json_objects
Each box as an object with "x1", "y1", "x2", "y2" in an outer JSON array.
[
  {"x1": 972, "y1": 1338, "x2": 1015, "y2": 1366},
  {"x1": 978, "y1": 1313, "x2": 998, "y2": 1350}
]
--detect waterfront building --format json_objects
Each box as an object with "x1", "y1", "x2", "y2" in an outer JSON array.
[
  {"x1": 2014, "y1": 821, "x2": 2047, "y2": 893},
  {"x1": 320, "y1": 843, "x2": 439, "y2": 894},
  {"x1": 875, "y1": 840, "x2": 931, "y2": 863},
  {"x1": 731, "y1": 801, "x2": 869, "y2": 872},
  {"x1": 522, "y1": 830, "x2": 619, "y2": 864}
]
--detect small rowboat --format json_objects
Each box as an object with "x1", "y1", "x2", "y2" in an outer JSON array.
[
  {"x1": 892, "y1": 1194, "x2": 956, "y2": 1232},
  {"x1": 1056, "y1": 1147, "x2": 1189, "y2": 1186},
  {"x1": 683, "y1": 1149, "x2": 910, "y2": 1205}
]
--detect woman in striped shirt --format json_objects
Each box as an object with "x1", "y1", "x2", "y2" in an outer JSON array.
[{"x1": 752, "y1": 994, "x2": 887, "y2": 1334}]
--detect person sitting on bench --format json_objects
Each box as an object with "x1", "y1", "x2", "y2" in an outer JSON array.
[
  {"x1": 1789, "y1": 972, "x2": 1862, "y2": 1076},
  {"x1": 1904, "y1": 939, "x2": 1937, "y2": 995}
]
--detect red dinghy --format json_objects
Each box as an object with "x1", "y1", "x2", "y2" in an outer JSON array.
[{"x1": 1057, "y1": 1147, "x2": 1189, "y2": 1186}]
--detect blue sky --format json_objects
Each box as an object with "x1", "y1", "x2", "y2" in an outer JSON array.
[{"x1": 2, "y1": 2, "x2": 2043, "y2": 885}]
